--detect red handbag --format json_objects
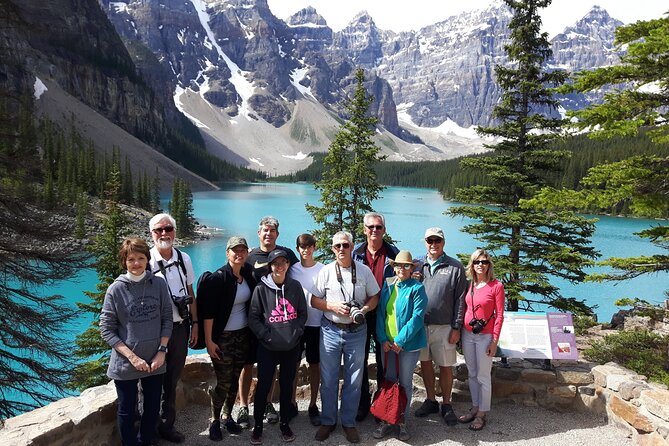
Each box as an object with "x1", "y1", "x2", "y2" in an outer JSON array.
[{"x1": 370, "y1": 351, "x2": 407, "y2": 425}]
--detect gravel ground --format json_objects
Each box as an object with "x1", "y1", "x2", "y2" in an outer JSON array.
[{"x1": 168, "y1": 397, "x2": 632, "y2": 446}]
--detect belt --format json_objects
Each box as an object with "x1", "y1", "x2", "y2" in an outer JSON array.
[{"x1": 331, "y1": 321, "x2": 355, "y2": 330}]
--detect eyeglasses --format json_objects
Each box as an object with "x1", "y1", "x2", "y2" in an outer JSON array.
[
  {"x1": 152, "y1": 226, "x2": 174, "y2": 234},
  {"x1": 425, "y1": 238, "x2": 443, "y2": 244},
  {"x1": 366, "y1": 225, "x2": 384, "y2": 231},
  {"x1": 394, "y1": 264, "x2": 413, "y2": 270},
  {"x1": 473, "y1": 260, "x2": 491, "y2": 265},
  {"x1": 333, "y1": 243, "x2": 351, "y2": 250}
]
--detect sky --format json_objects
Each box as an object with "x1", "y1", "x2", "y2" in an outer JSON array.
[{"x1": 266, "y1": 0, "x2": 668, "y2": 37}]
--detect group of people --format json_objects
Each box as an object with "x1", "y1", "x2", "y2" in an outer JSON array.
[{"x1": 101, "y1": 212, "x2": 505, "y2": 446}]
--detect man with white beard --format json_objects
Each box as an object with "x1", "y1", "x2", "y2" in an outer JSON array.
[{"x1": 149, "y1": 213, "x2": 198, "y2": 443}]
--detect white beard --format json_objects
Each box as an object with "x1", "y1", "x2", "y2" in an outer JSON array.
[{"x1": 156, "y1": 239, "x2": 173, "y2": 250}]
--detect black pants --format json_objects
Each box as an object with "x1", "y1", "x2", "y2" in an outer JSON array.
[
  {"x1": 253, "y1": 344, "x2": 300, "y2": 430},
  {"x1": 160, "y1": 321, "x2": 189, "y2": 429},
  {"x1": 360, "y1": 310, "x2": 383, "y2": 411}
]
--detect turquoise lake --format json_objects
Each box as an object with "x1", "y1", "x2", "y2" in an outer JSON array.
[{"x1": 12, "y1": 182, "x2": 668, "y2": 412}]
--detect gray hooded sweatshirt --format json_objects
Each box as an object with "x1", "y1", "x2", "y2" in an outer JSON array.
[{"x1": 100, "y1": 272, "x2": 173, "y2": 381}]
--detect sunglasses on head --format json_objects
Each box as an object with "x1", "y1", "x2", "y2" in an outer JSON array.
[
  {"x1": 152, "y1": 226, "x2": 174, "y2": 234},
  {"x1": 473, "y1": 260, "x2": 490, "y2": 265},
  {"x1": 425, "y1": 238, "x2": 442, "y2": 244},
  {"x1": 333, "y1": 243, "x2": 351, "y2": 250},
  {"x1": 366, "y1": 224, "x2": 384, "y2": 231}
]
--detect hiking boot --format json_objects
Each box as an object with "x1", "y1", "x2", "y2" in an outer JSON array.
[
  {"x1": 224, "y1": 418, "x2": 243, "y2": 434},
  {"x1": 264, "y1": 402, "x2": 279, "y2": 424},
  {"x1": 343, "y1": 426, "x2": 360, "y2": 443},
  {"x1": 398, "y1": 423, "x2": 410, "y2": 441},
  {"x1": 250, "y1": 426, "x2": 263, "y2": 445},
  {"x1": 372, "y1": 421, "x2": 393, "y2": 439},
  {"x1": 237, "y1": 406, "x2": 250, "y2": 429},
  {"x1": 280, "y1": 422, "x2": 296, "y2": 442},
  {"x1": 308, "y1": 404, "x2": 321, "y2": 426},
  {"x1": 158, "y1": 425, "x2": 185, "y2": 443},
  {"x1": 314, "y1": 424, "x2": 335, "y2": 441},
  {"x1": 441, "y1": 403, "x2": 458, "y2": 426},
  {"x1": 414, "y1": 399, "x2": 440, "y2": 417},
  {"x1": 209, "y1": 420, "x2": 223, "y2": 442}
]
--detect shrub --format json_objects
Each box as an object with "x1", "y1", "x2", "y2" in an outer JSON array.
[{"x1": 583, "y1": 329, "x2": 669, "y2": 387}]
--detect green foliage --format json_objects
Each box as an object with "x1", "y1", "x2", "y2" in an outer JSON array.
[
  {"x1": 306, "y1": 69, "x2": 386, "y2": 253},
  {"x1": 70, "y1": 163, "x2": 129, "y2": 391},
  {"x1": 583, "y1": 330, "x2": 669, "y2": 387},
  {"x1": 561, "y1": 15, "x2": 669, "y2": 143},
  {"x1": 446, "y1": 0, "x2": 597, "y2": 313},
  {"x1": 168, "y1": 177, "x2": 196, "y2": 238},
  {"x1": 573, "y1": 314, "x2": 599, "y2": 336}
]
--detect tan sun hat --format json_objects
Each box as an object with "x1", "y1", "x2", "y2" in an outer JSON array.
[{"x1": 389, "y1": 250, "x2": 415, "y2": 267}]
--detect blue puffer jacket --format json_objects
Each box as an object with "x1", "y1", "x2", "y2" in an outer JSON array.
[{"x1": 376, "y1": 277, "x2": 428, "y2": 352}]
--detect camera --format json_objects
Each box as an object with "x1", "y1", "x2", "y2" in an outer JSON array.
[
  {"x1": 345, "y1": 301, "x2": 365, "y2": 324},
  {"x1": 173, "y1": 295, "x2": 193, "y2": 320},
  {"x1": 469, "y1": 318, "x2": 487, "y2": 334}
]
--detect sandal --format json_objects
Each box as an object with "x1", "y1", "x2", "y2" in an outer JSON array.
[
  {"x1": 458, "y1": 412, "x2": 476, "y2": 423},
  {"x1": 469, "y1": 415, "x2": 486, "y2": 431}
]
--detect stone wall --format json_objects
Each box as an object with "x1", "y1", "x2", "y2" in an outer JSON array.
[{"x1": 1, "y1": 355, "x2": 668, "y2": 445}]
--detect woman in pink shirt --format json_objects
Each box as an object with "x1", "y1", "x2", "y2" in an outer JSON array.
[{"x1": 458, "y1": 249, "x2": 504, "y2": 431}]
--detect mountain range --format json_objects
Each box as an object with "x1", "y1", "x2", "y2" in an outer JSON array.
[{"x1": 1, "y1": 0, "x2": 625, "y2": 178}]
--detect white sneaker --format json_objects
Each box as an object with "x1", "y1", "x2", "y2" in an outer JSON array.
[{"x1": 373, "y1": 421, "x2": 393, "y2": 439}]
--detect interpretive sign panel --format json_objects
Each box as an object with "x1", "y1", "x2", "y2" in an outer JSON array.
[{"x1": 497, "y1": 312, "x2": 577, "y2": 360}]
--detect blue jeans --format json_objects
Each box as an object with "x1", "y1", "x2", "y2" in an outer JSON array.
[
  {"x1": 115, "y1": 373, "x2": 163, "y2": 446},
  {"x1": 461, "y1": 329, "x2": 494, "y2": 411},
  {"x1": 381, "y1": 348, "x2": 421, "y2": 421},
  {"x1": 319, "y1": 317, "x2": 367, "y2": 427}
]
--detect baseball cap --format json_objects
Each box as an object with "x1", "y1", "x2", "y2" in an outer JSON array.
[
  {"x1": 226, "y1": 236, "x2": 248, "y2": 250},
  {"x1": 267, "y1": 249, "x2": 289, "y2": 264},
  {"x1": 424, "y1": 227, "x2": 445, "y2": 240}
]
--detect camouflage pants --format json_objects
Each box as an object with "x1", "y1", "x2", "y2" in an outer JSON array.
[{"x1": 209, "y1": 327, "x2": 250, "y2": 419}]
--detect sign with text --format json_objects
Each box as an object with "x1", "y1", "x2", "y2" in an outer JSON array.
[{"x1": 497, "y1": 312, "x2": 578, "y2": 360}]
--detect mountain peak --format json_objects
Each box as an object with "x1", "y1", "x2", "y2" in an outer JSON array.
[{"x1": 286, "y1": 6, "x2": 328, "y2": 27}]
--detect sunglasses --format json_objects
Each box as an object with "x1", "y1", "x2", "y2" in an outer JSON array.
[
  {"x1": 333, "y1": 243, "x2": 351, "y2": 250},
  {"x1": 473, "y1": 260, "x2": 491, "y2": 265},
  {"x1": 152, "y1": 226, "x2": 174, "y2": 234},
  {"x1": 425, "y1": 238, "x2": 443, "y2": 244},
  {"x1": 366, "y1": 225, "x2": 384, "y2": 231},
  {"x1": 394, "y1": 264, "x2": 413, "y2": 270}
]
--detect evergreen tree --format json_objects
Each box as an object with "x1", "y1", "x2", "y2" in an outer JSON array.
[
  {"x1": 169, "y1": 177, "x2": 195, "y2": 238},
  {"x1": 446, "y1": 0, "x2": 598, "y2": 314},
  {"x1": 0, "y1": 94, "x2": 87, "y2": 417},
  {"x1": 306, "y1": 68, "x2": 386, "y2": 252},
  {"x1": 151, "y1": 167, "x2": 161, "y2": 214},
  {"x1": 70, "y1": 163, "x2": 129, "y2": 390}
]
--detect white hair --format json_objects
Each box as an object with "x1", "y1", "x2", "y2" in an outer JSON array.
[
  {"x1": 149, "y1": 213, "x2": 176, "y2": 231},
  {"x1": 332, "y1": 231, "x2": 353, "y2": 245}
]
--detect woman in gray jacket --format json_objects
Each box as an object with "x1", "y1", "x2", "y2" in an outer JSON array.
[{"x1": 100, "y1": 238, "x2": 173, "y2": 446}]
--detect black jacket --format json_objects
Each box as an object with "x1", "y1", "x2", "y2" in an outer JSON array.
[{"x1": 197, "y1": 263, "x2": 257, "y2": 344}]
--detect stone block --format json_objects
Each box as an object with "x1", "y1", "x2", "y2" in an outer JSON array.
[
  {"x1": 555, "y1": 369, "x2": 594, "y2": 385},
  {"x1": 493, "y1": 367, "x2": 521, "y2": 381},
  {"x1": 181, "y1": 355, "x2": 213, "y2": 383},
  {"x1": 579, "y1": 385, "x2": 596, "y2": 396},
  {"x1": 608, "y1": 373, "x2": 646, "y2": 392},
  {"x1": 542, "y1": 394, "x2": 575, "y2": 411},
  {"x1": 575, "y1": 392, "x2": 606, "y2": 414},
  {"x1": 547, "y1": 384, "x2": 577, "y2": 398},
  {"x1": 520, "y1": 368, "x2": 556, "y2": 383},
  {"x1": 639, "y1": 389, "x2": 669, "y2": 421},
  {"x1": 592, "y1": 363, "x2": 635, "y2": 388},
  {"x1": 610, "y1": 394, "x2": 655, "y2": 433},
  {"x1": 619, "y1": 379, "x2": 650, "y2": 401},
  {"x1": 636, "y1": 431, "x2": 669, "y2": 446},
  {"x1": 454, "y1": 363, "x2": 469, "y2": 381},
  {"x1": 492, "y1": 380, "x2": 532, "y2": 397}
]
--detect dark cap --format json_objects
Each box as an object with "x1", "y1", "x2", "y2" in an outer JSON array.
[{"x1": 267, "y1": 249, "x2": 289, "y2": 265}]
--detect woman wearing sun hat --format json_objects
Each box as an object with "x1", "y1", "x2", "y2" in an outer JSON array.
[{"x1": 373, "y1": 250, "x2": 428, "y2": 441}]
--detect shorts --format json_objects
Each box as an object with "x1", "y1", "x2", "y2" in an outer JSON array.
[
  {"x1": 299, "y1": 326, "x2": 320, "y2": 364},
  {"x1": 419, "y1": 324, "x2": 457, "y2": 367},
  {"x1": 244, "y1": 334, "x2": 258, "y2": 365}
]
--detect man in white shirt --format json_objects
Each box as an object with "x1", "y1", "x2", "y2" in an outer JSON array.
[
  {"x1": 149, "y1": 213, "x2": 198, "y2": 443},
  {"x1": 311, "y1": 231, "x2": 380, "y2": 443}
]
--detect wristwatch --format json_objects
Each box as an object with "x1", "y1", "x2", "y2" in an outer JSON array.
[{"x1": 158, "y1": 345, "x2": 168, "y2": 353}]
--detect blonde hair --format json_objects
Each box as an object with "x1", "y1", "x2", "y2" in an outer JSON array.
[{"x1": 465, "y1": 248, "x2": 495, "y2": 283}]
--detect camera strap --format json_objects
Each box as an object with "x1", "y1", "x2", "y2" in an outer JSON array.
[
  {"x1": 335, "y1": 261, "x2": 356, "y2": 303},
  {"x1": 470, "y1": 283, "x2": 495, "y2": 324},
  {"x1": 156, "y1": 256, "x2": 188, "y2": 305}
]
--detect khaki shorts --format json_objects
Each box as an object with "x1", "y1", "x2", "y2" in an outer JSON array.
[{"x1": 419, "y1": 324, "x2": 457, "y2": 367}]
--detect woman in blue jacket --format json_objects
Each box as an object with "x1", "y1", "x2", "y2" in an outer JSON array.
[{"x1": 374, "y1": 250, "x2": 428, "y2": 441}]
